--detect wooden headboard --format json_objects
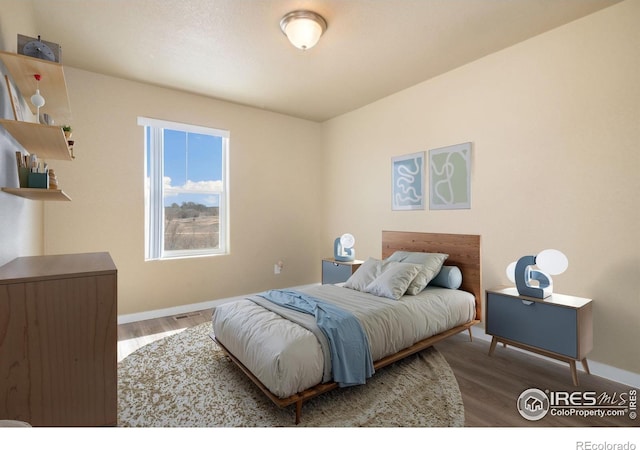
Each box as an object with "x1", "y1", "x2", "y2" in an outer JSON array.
[{"x1": 382, "y1": 231, "x2": 482, "y2": 321}]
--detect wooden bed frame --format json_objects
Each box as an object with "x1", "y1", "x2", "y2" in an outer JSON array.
[{"x1": 213, "y1": 231, "x2": 482, "y2": 424}]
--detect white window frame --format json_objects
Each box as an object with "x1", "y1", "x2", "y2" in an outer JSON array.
[{"x1": 139, "y1": 117, "x2": 229, "y2": 261}]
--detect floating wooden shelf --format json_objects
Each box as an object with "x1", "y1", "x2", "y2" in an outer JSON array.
[
  {"x1": 0, "y1": 51, "x2": 72, "y2": 123},
  {"x1": 0, "y1": 51, "x2": 74, "y2": 202},
  {"x1": 0, "y1": 119, "x2": 72, "y2": 160},
  {"x1": 2, "y1": 187, "x2": 71, "y2": 201}
]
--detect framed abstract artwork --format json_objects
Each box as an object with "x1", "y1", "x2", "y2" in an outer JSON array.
[
  {"x1": 392, "y1": 151, "x2": 425, "y2": 210},
  {"x1": 429, "y1": 142, "x2": 472, "y2": 210},
  {"x1": 4, "y1": 75, "x2": 24, "y2": 121}
]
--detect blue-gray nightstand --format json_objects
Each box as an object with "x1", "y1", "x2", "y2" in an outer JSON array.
[
  {"x1": 486, "y1": 286, "x2": 593, "y2": 386},
  {"x1": 321, "y1": 258, "x2": 363, "y2": 284}
]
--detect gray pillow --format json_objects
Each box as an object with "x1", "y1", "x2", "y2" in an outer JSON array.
[
  {"x1": 364, "y1": 262, "x2": 422, "y2": 300},
  {"x1": 430, "y1": 265, "x2": 463, "y2": 290},
  {"x1": 386, "y1": 251, "x2": 449, "y2": 295},
  {"x1": 343, "y1": 257, "x2": 383, "y2": 291}
]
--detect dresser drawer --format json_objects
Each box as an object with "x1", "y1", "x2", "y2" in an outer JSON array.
[
  {"x1": 486, "y1": 292, "x2": 578, "y2": 358},
  {"x1": 322, "y1": 260, "x2": 356, "y2": 284}
]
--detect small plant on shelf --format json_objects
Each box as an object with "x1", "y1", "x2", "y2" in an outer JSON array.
[{"x1": 62, "y1": 125, "x2": 72, "y2": 139}]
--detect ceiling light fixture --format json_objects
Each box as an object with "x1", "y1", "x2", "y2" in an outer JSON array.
[{"x1": 280, "y1": 10, "x2": 327, "y2": 51}]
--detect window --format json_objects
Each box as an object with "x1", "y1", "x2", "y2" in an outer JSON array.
[{"x1": 139, "y1": 117, "x2": 229, "y2": 260}]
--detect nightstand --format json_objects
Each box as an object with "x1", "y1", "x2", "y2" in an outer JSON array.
[
  {"x1": 322, "y1": 258, "x2": 363, "y2": 284},
  {"x1": 485, "y1": 286, "x2": 593, "y2": 386}
]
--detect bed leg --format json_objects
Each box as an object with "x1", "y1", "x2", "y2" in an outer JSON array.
[
  {"x1": 467, "y1": 327, "x2": 473, "y2": 342},
  {"x1": 295, "y1": 400, "x2": 303, "y2": 425}
]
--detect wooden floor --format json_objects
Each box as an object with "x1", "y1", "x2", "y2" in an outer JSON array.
[{"x1": 118, "y1": 308, "x2": 638, "y2": 428}]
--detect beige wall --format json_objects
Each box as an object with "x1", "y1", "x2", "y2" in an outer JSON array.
[
  {"x1": 43, "y1": 68, "x2": 324, "y2": 315},
  {"x1": 0, "y1": 0, "x2": 36, "y2": 53},
  {"x1": 321, "y1": 0, "x2": 639, "y2": 373}
]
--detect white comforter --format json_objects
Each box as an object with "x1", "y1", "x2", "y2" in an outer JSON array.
[{"x1": 211, "y1": 284, "x2": 475, "y2": 398}]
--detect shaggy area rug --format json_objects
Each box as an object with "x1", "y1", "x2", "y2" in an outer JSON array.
[{"x1": 118, "y1": 322, "x2": 465, "y2": 427}]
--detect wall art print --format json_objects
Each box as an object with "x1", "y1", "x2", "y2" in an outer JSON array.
[
  {"x1": 392, "y1": 151, "x2": 425, "y2": 210},
  {"x1": 4, "y1": 75, "x2": 24, "y2": 121},
  {"x1": 429, "y1": 142, "x2": 472, "y2": 210}
]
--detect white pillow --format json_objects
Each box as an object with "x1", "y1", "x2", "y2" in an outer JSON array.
[
  {"x1": 343, "y1": 257, "x2": 384, "y2": 291},
  {"x1": 364, "y1": 261, "x2": 422, "y2": 300},
  {"x1": 386, "y1": 251, "x2": 449, "y2": 295}
]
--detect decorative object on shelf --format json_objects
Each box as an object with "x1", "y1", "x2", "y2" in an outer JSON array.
[
  {"x1": 429, "y1": 142, "x2": 472, "y2": 210},
  {"x1": 17, "y1": 34, "x2": 61, "y2": 63},
  {"x1": 48, "y1": 169, "x2": 58, "y2": 190},
  {"x1": 15, "y1": 151, "x2": 29, "y2": 187},
  {"x1": 28, "y1": 172, "x2": 48, "y2": 189},
  {"x1": 30, "y1": 74, "x2": 46, "y2": 120},
  {"x1": 334, "y1": 233, "x2": 355, "y2": 262},
  {"x1": 392, "y1": 151, "x2": 425, "y2": 210},
  {"x1": 280, "y1": 10, "x2": 327, "y2": 50},
  {"x1": 4, "y1": 75, "x2": 23, "y2": 121},
  {"x1": 40, "y1": 113, "x2": 53, "y2": 125},
  {"x1": 62, "y1": 125, "x2": 72, "y2": 139},
  {"x1": 25, "y1": 153, "x2": 46, "y2": 188},
  {"x1": 506, "y1": 249, "x2": 569, "y2": 298}
]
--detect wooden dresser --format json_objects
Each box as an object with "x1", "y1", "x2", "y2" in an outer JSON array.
[{"x1": 0, "y1": 252, "x2": 117, "y2": 426}]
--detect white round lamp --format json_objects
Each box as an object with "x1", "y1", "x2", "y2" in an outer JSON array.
[
  {"x1": 334, "y1": 233, "x2": 355, "y2": 262},
  {"x1": 506, "y1": 249, "x2": 568, "y2": 299}
]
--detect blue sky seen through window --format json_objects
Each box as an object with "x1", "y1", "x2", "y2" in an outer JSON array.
[{"x1": 146, "y1": 128, "x2": 223, "y2": 207}]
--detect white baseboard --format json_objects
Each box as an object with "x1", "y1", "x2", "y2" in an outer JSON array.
[
  {"x1": 471, "y1": 324, "x2": 640, "y2": 389},
  {"x1": 117, "y1": 296, "x2": 233, "y2": 325},
  {"x1": 117, "y1": 284, "x2": 319, "y2": 325},
  {"x1": 118, "y1": 289, "x2": 639, "y2": 389}
]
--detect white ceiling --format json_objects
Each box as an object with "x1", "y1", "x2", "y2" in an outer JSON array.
[{"x1": 28, "y1": 0, "x2": 620, "y2": 122}]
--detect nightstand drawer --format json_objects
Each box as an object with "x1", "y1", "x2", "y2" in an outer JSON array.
[
  {"x1": 486, "y1": 292, "x2": 578, "y2": 358},
  {"x1": 322, "y1": 260, "x2": 361, "y2": 284}
]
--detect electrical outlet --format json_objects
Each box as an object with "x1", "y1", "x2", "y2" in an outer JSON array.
[{"x1": 274, "y1": 260, "x2": 284, "y2": 274}]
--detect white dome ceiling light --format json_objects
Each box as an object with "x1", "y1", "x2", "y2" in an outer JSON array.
[{"x1": 280, "y1": 10, "x2": 327, "y2": 51}]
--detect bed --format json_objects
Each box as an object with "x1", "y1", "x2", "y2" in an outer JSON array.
[{"x1": 210, "y1": 231, "x2": 482, "y2": 424}]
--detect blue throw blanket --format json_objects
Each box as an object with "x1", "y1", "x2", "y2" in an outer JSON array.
[{"x1": 257, "y1": 289, "x2": 375, "y2": 387}]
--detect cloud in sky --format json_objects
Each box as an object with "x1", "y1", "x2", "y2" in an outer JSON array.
[
  {"x1": 163, "y1": 177, "x2": 223, "y2": 196},
  {"x1": 145, "y1": 177, "x2": 223, "y2": 206}
]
